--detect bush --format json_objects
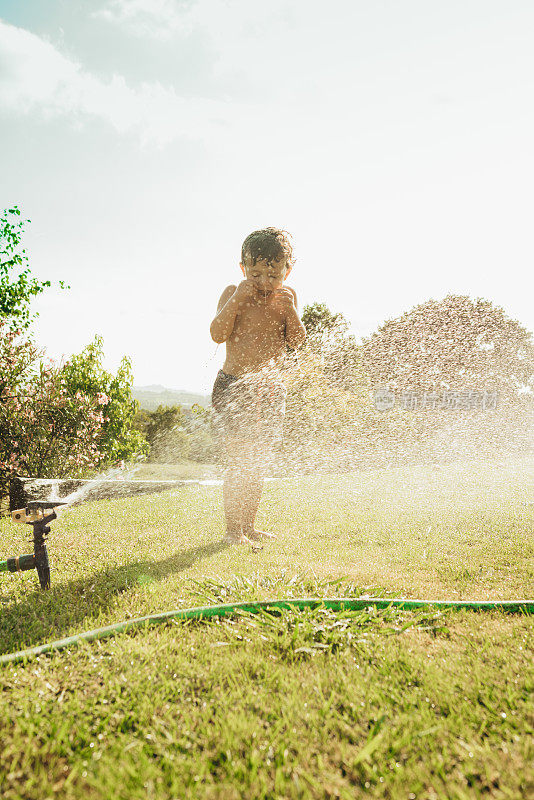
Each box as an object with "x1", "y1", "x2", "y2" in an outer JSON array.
[
  {"x1": 0, "y1": 325, "x2": 149, "y2": 502},
  {"x1": 0, "y1": 323, "x2": 108, "y2": 494},
  {"x1": 59, "y1": 335, "x2": 149, "y2": 467}
]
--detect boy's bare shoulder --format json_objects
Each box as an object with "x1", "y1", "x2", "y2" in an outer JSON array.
[
  {"x1": 286, "y1": 285, "x2": 298, "y2": 307},
  {"x1": 216, "y1": 284, "x2": 237, "y2": 313}
]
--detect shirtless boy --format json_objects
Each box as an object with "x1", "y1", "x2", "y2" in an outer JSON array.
[{"x1": 210, "y1": 227, "x2": 307, "y2": 544}]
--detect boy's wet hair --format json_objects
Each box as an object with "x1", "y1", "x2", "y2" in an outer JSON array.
[{"x1": 241, "y1": 227, "x2": 295, "y2": 269}]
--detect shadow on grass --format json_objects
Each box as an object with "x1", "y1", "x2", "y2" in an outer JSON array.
[{"x1": 0, "y1": 540, "x2": 229, "y2": 654}]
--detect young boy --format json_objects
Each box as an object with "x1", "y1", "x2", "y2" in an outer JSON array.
[{"x1": 210, "y1": 227, "x2": 307, "y2": 544}]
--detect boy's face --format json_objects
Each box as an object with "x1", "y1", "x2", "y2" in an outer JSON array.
[{"x1": 240, "y1": 253, "x2": 292, "y2": 298}]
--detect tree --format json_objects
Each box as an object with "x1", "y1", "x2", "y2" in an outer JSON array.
[
  {"x1": 360, "y1": 295, "x2": 534, "y2": 464},
  {"x1": 132, "y1": 407, "x2": 152, "y2": 438},
  {"x1": 281, "y1": 347, "x2": 374, "y2": 473},
  {"x1": 133, "y1": 402, "x2": 215, "y2": 464},
  {"x1": 185, "y1": 404, "x2": 215, "y2": 463},
  {"x1": 301, "y1": 302, "x2": 366, "y2": 393},
  {"x1": 301, "y1": 302, "x2": 350, "y2": 343},
  {"x1": 0, "y1": 206, "x2": 70, "y2": 332},
  {"x1": 59, "y1": 335, "x2": 149, "y2": 467},
  {"x1": 279, "y1": 303, "x2": 372, "y2": 473},
  {"x1": 144, "y1": 405, "x2": 190, "y2": 463},
  {"x1": 361, "y1": 294, "x2": 534, "y2": 403},
  {"x1": 283, "y1": 296, "x2": 534, "y2": 471},
  {"x1": 0, "y1": 322, "x2": 112, "y2": 494}
]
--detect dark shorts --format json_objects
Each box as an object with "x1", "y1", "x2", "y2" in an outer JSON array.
[{"x1": 211, "y1": 369, "x2": 287, "y2": 452}]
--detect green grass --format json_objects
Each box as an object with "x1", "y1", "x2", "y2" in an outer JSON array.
[
  {"x1": 0, "y1": 457, "x2": 533, "y2": 799},
  {"x1": 133, "y1": 461, "x2": 222, "y2": 481}
]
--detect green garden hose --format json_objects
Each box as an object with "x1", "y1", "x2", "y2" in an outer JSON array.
[{"x1": 1, "y1": 597, "x2": 532, "y2": 665}]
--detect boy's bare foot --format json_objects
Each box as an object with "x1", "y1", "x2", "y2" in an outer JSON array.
[
  {"x1": 242, "y1": 528, "x2": 277, "y2": 541},
  {"x1": 224, "y1": 530, "x2": 254, "y2": 545}
]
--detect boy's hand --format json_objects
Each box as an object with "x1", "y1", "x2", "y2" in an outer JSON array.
[
  {"x1": 270, "y1": 287, "x2": 296, "y2": 313},
  {"x1": 233, "y1": 280, "x2": 260, "y2": 304}
]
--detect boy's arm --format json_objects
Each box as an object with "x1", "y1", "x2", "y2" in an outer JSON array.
[
  {"x1": 210, "y1": 285, "x2": 240, "y2": 343},
  {"x1": 283, "y1": 288, "x2": 307, "y2": 350},
  {"x1": 210, "y1": 280, "x2": 262, "y2": 342}
]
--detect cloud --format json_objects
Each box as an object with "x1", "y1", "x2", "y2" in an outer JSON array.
[
  {"x1": 92, "y1": 0, "x2": 298, "y2": 43},
  {"x1": 91, "y1": 0, "x2": 355, "y2": 110},
  {"x1": 0, "y1": 8, "x2": 352, "y2": 156},
  {"x1": 93, "y1": 0, "x2": 196, "y2": 40},
  {"x1": 0, "y1": 19, "x2": 242, "y2": 146}
]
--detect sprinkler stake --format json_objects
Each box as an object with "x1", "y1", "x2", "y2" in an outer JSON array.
[{"x1": 0, "y1": 501, "x2": 68, "y2": 589}]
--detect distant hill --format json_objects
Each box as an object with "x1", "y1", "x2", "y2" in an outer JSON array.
[{"x1": 132, "y1": 385, "x2": 211, "y2": 412}]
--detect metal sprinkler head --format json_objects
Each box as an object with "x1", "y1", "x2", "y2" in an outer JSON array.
[{"x1": 3, "y1": 501, "x2": 69, "y2": 589}]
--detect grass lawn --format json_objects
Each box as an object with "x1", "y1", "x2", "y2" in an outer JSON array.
[
  {"x1": 133, "y1": 461, "x2": 223, "y2": 481},
  {"x1": 0, "y1": 457, "x2": 533, "y2": 799}
]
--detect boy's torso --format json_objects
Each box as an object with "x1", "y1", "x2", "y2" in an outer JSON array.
[{"x1": 223, "y1": 290, "x2": 287, "y2": 376}]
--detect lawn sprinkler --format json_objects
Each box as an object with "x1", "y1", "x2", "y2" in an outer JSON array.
[{"x1": 0, "y1": 501, "x2": 67, "y2": 590}]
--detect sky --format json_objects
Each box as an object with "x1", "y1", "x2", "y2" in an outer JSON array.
[{"x1": 0, "y1": 0, "x2": 533, "y2": 395}]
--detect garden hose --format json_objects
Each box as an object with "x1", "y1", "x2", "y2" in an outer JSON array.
[{"x1": 1, "y1": 596, "x2": 532, "y2": 666}]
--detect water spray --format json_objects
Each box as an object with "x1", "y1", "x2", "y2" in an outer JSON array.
[{"x1": 0, "y1": 501, "x2": 67, "y2": 590}]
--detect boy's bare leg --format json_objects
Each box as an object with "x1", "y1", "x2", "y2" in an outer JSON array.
[
  {"x1": 223, "y1": 469, "x2": 255, "y2": 544},
  {"x1": 241, "y1": 467, "x2": 277, "y2": 540},
  {"x1": 222, "y1": 440, "x2": 253, "y2": 544},
  {"x1": 222, "y1": 467, "x2": 242, "y2": 535}
]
